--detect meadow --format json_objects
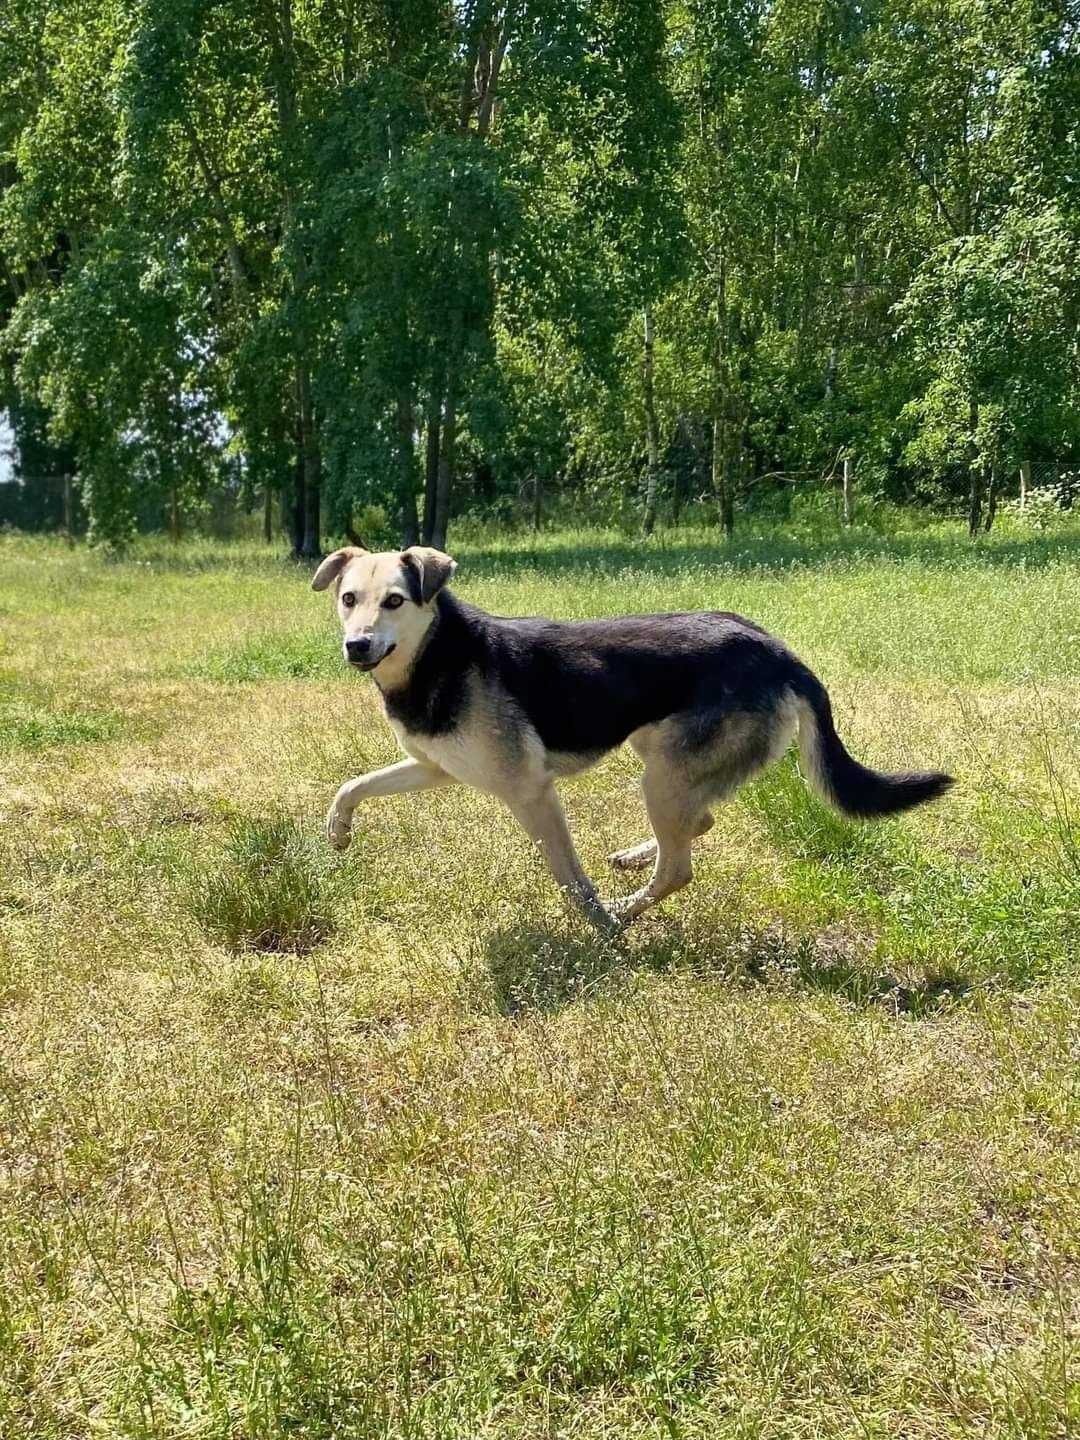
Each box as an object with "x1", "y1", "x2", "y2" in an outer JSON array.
[{"x1": 0, "y1": 519, "x2": 1077, "y2": 1438}]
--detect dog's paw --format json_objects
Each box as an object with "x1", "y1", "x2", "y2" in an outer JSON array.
[
  {"x1": 600, "y1": 895, "x2": 642, "y2": 929},
  {"x1": 584, "y1": 897, "x2": 626, "y2": 934},
  {"x1": 607, "y1": 842, "x2": 656, "y2": 872},
  {"x1": 325, "y1": 806, "x2": 353, "y2": 851}
]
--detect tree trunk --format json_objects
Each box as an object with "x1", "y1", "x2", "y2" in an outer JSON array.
[
  {"x1": 296, "y1": 359, "x2": 321, "y2": 557},
  {"x1": 396, "y1": 388, "x2": 420, "y2": 547},
  {"x1": 641, "y1": 306, "x2": 661, "y2": 536},
  {"x1": 169, "y1": 485, "x2": 181, "y2": 543},
  {"x1": 711, "y1": 249, "x2": 734, "y2": 537},
  {"x1": 386, "y1": 93, "x2": 419, "y2": 550},
  {"x1": 414, "y1": 4, "x2": 516, "y2": 555},
  {"x1": 967, "y1": 400, "x2": 982, "y2": 537},
  {"x1": 968, "y1": 468, "x2": 983, "y2": 537},
  {"x1": 620, "y1": 468, "x2": 636, "y2": 524},
  {"x1": 422, "y1": 387, "x2": 441, "y2": 545},
  {"x1": 842, "y1": 456, "x2": 854, "y2": 526},
  {"x1": 301, "y1": 470, "x2": 320, "y2": 557},
  {"x1": 431, "y1": 296, "x2": 464, "y2": 551},
  {"x1": 432, "y1": 361, "x2": 457, "y2": 552},
  {"x1": 1019, "y1": 459, "x2": 1031, "y2": 510},
  {"x1": 287, "y1": 435, "x2": 305, "y2": 557},
  {"x1": 63, "y1": 473, "x2": 75, "y2": 546},
  {"x1": 271, "y1": 0, "x2": 320, "y2": 559},
  {"x1": 180, "y1": 114, "x2": 250, "y2": 308},
  {"x1": 712, "y1": 414, "x2": 733, "y2": 537},
  {"x1": 263, "y1": 483, "x2": 273, "y2": 543},
  {"x1": 824, "y1": 345, "x2": 837, "y2": 402},
  {"x1": 984, "y1": 466, "x2": 998, "y2": 532}
]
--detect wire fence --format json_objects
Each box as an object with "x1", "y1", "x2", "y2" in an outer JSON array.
[{"x1": 2, "y1": 457, "x2": 1077, "y2": 536}]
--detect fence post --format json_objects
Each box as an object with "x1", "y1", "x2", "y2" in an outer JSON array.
[
  {"x1": 842, "y1": 456, "x2": 854, "y2": 526},
  {"x1": 1020, "y1": 460, "x2": 1031, "y2": 511}
]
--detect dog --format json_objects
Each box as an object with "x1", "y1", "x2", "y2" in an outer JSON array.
[{"x1": 312, "y1": 545, "x2": 952, "y2": 930}]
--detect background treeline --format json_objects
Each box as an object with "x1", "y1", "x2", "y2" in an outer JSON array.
[{"x1": 1, "y1": 0, "x2": 1078, "y2": 551}]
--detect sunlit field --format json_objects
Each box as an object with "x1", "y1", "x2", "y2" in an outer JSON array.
[{"x1": 1, "y1": 521, "x2": 1078, "y2": 1438}]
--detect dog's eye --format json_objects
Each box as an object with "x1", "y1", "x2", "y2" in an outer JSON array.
[
  {"x1": 341, "y1": 592, "x2": 357, "y2": 609},
  {"x1": 383, "y1": 594, "x2": 405, "y2": 610}
]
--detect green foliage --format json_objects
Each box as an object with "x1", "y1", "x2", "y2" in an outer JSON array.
[
  {"x1": 1000, "y1": 478, "x2": 1080, "y2": 534},
  {"x1": 900, "y1": 208, "x2": 1080, "y2": 476},
  {"x1": 1, "y1": 0, "x2": 1078, "y2": 542}
]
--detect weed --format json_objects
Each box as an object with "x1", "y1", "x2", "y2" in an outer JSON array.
[{"x1": 185, "y1": 817, "x2": 348, "y2": 954}]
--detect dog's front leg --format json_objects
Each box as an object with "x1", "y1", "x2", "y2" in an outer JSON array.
[
  {"x1": 509, "y1": 784, "x2": 617, "y2": 933},
  {"x1": 327, "y1": 759, "x2": 455, "y2": 849}
]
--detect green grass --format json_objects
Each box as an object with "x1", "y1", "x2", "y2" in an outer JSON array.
[
  {"x1": 0, "y1": 675, "x2": 125, "y2": 752},
  {"x1": 0, "y1": 520, "x2": 1078, "y2": 1438},
  {"x1": 186, "y1": 817, "x2": 352, "y2": 954}
]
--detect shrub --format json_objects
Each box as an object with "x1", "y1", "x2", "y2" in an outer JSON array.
[{"x1": 998, "y1": 477, "x2": 1076, "y2": 532}]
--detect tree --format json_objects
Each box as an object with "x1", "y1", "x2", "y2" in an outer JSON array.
[
  {"x1": 867, "y1": 0, "x2": 1080, "y2": 528},
  {"x1": 900, "y1": 209, "x2": 1080, "y2": 532},
  {"x1": 1, "y1": 0, "x2": 1077, "y2": 544}
]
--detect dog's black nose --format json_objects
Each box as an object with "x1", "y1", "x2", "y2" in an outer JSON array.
[{"x1": 345, "y1": 635, "x2": 373, "y2": 660}]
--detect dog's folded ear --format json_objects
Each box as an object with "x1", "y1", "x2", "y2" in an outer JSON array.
[
  {"x1": 400, "y1": 547, "x2": 458, "y2": 604},
  {"x1": 311, "y1": 547, "x2": 365, "y2": 592}
]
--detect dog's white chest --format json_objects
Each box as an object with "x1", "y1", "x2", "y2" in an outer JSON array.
[
  {"x1": 396, "y1": 727, "x2": 504, "y2": 792},
  {"x1": 386, "y1": 702, "x2": 548, "y2": 797}
]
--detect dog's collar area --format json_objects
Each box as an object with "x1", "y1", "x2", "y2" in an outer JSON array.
[{"x1": 373, "y1": 606, "x2": 442, "y2": 692}]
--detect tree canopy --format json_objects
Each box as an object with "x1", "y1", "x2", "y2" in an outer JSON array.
[{"x1": 2, "y1": 0, "x2": 1078, "y2": 547}]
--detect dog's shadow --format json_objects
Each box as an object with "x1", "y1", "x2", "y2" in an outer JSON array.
[
  {"x1": 479, "y1": 919, "x2": 666, "y2": 1016},
  {"x1": 479, "y1": 915, "x2": 971, "y2": 1019}
]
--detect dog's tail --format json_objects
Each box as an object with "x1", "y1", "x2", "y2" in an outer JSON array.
[{"x1": 792, "y1": 671, "x2": 953, "y2": 819}]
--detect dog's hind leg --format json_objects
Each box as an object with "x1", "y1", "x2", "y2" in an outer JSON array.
[
  {"x1": 608, "y1": 701, "x2": 800, "y2": 920},
  {"x1": 607, "y1": 719, "x2": 717, "y2": 874},
  {"x1": 608, "y1": 811, "x2": 714, "y2": 871},
  {"x1": 509, "y1": 783, "x2": 618, "y2": 933},
  {"x1": 606, "y1": 762, "x2": 709, "y2": 924}
]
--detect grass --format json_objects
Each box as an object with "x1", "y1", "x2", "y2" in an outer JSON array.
[
  {"x1": 0, "y1": 517, "x2": 1077, "y2": 1438},
  {"x1": 0, "y1": 674, "x2": 126, "y2": 753},
  {"x1": 187, "y1": 818, "x2": 351, "y2": 954}
]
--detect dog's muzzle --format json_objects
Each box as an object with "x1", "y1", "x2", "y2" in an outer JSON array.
[{"x1": 344, "y1": 636, "x2": 396, "y2": 672}]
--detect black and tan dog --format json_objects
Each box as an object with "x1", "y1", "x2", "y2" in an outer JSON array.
[{"x1": 313, "y1": 545, "x2": 951, "y2": 930}]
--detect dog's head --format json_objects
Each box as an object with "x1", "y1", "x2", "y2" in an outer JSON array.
[{"x1": 311, "y1": 545, "x2": 457, "y2": 678}]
